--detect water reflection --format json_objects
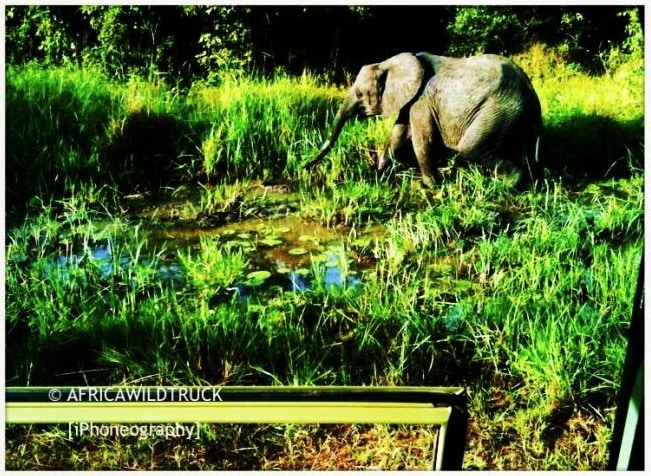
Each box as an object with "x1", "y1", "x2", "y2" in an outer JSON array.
[
  {"x1": 45, "y1": 243, "x2": 126, "y2": 281},
  {"x1": 45, "y1": 242, "x2": 185, "y2": 287},
  {"x1": 47, "y1": 242, "x2": 362, "y2": 296}
]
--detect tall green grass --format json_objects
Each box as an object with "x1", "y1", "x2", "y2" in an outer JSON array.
[
  {"x1": 4, "y1": 45, "x2": 645, "y2": 469},
  {"x1": 6, "y1": 66, "x2": 115, "y2": 206},
  {"x1": 190, "y1": 74, "x2": 343, "y2": 180}
]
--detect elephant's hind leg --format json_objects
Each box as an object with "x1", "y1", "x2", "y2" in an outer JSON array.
[
  {"x1": 456, "y1": 113, "x2": 524, "y2": 185},
  {"x1": 455, "y1": 111, "x2": 500, "y2": 162}
]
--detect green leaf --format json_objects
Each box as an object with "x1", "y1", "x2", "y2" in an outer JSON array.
[
  {"x1": 288, "y1": 247, "x2": 308, "y2": 255},
  {"x1": 247, "y1": 270, "x2": 271, "y2": 281},
  {"x1": 260, "y1": 237, "x2": 283, "y2": 247}
]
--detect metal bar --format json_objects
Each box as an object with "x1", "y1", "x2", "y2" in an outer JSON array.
[
  {"x1": 6, "y1": 401, "x2": 452, "y2": 425},
  {"x1": 438, "y1": 402, "x2": 469, "y2": 470},
  {"x1": 434, "y1": 423, "x2": 447, "y2": 470},
  {"x1": 5, "y1": 386, "x2": 468, "y2": 470},
  {"x1": 608, "y1": 253, "x2": 644, "y2": 470}
]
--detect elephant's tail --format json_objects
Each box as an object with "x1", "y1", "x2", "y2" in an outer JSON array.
[{"x1": 523, "y1": 135, "x2": 541, "y2": 182}]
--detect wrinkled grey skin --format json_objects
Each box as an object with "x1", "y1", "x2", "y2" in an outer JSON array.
[{"x1": 307, "y1": 52, "x2": 542, "y2": 187}]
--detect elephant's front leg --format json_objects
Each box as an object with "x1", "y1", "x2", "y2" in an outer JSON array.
[
  {"x1": 409, "y1": 100, "x2": 440, "y2": 188},
  {"x1": 377, "y1": 120, "x2": 410, "y2": 172}
]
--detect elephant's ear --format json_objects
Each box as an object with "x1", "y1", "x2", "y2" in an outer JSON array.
[{"x1": 377, "y1": 53, "x2": 425, "y2": 119}]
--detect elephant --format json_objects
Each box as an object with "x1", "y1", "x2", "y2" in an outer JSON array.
[{"x1": 306, "y1": 52, "x2": 543, "y2": 187}]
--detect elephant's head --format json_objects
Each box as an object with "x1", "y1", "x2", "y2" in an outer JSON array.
[{"x1": 306, "y1": 53, "x2": 425, "y2": 168}]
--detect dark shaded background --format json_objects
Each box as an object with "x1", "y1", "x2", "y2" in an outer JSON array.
[{"x1": 5, "y1": 5, "x2": 643, "y2": 83}]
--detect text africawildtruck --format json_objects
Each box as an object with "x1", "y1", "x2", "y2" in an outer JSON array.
[{"x1": 49, "y1": 387, "x2": 224, "y2": 403}]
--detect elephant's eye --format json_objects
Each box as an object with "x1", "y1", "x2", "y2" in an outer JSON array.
[{"x1": 355, "y1": 91, "x2": 364, "y2": 99}]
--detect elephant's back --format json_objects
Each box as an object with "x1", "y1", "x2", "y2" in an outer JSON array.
[
  {"x1": 433, "y1": 55, "x2": 535, "y2": 105},
  {"x1": 428, "y1": 54, "x2": 541, "y2": 149}
]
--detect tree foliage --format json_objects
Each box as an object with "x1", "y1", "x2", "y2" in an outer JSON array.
[
  {"x1": 446, "y1": 6, "x2": 642, "y2": 72},
  {"x1": 5, "y1": 5, "x2": 644, "y2": 82}
]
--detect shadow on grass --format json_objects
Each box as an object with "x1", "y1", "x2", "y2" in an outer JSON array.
[
  {"x1": 5, "y1": 72, "x2": 114, "y2": 212},
  {"x1": 5, "y1": 298, "x2": 481, "y2": 388},
  {"x1": 539, "y1": 113, "x2": 643, "y2": 184},
  {"x1": 104, "y1": 110, "x2": 194, "y2": 195}
]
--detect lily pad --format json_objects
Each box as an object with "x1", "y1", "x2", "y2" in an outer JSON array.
[
  {"x1": 288, "y1": 247, "x2": 308, "y2": 255},
  {"x1": 244, "y1": 270, "x2": 272, "y2": 287},
  {"x1": 260, "y1": 237, "x2": 283, "y2": 247},
  {"x1": 232, "y1": 240, "x2": 256, "y2": 251},
  {"x1": 247, "y1": 270, "x2": 272, "y2": 280}
]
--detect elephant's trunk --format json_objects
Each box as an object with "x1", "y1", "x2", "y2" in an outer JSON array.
[{"x1": 305, "y1": 101, "x2": 352, "y2": 168}]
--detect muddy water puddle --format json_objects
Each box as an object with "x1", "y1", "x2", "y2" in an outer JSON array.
[
  {"x1": 46, "y1": 207, "x2": 378, "y2": 296},
  {"x1": 149, "y1": 214, "x2": 371, "y2": 294}
]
